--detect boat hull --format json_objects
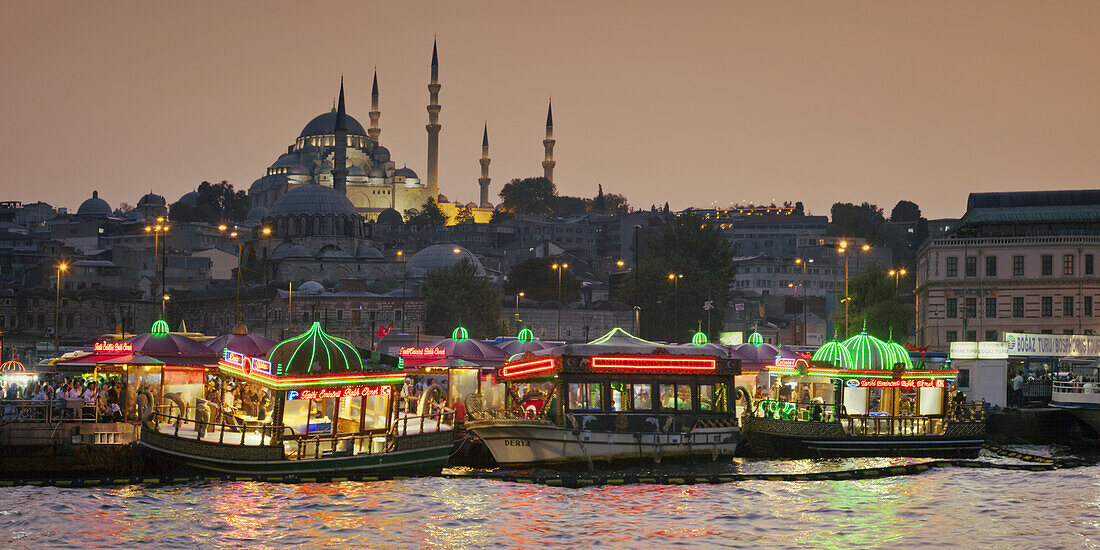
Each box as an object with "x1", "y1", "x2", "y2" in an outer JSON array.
[
  {"x1": 742, "y1": 416, "x2": 986, "y2": 459},
  {"x1": 139, "y1": 427, "x2": 453, "y2": 477},
  {"x1": 1051, "y1": 392, "x2": 1100, "y2": 436},
  {"x1": 465, "y1": 418, "x2": 738, "y2": 468}
]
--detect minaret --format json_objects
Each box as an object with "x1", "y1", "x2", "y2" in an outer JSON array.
[
  {"x1": 368, "y1": 69, "x2": 381, "y2": 142},
  {"x1": 542, "y1": 100, "x2": 556, "y2": 183},
  {"x1": 331, "y1": 78, "x2": 348, "y2": 196},
  {"x1": 425, "y1": 39, "x2": 441, "y2": 202},
  {"x1": 478, "y1": 123, "x2": 491, "y2": 207}
]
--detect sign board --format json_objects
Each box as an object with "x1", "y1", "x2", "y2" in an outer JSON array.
[
  {"x1": 949, "y1": 342, "x2": 978, "y2": 360},
  {"x1": 287, "y1": 385, "x2": 392, "y2": 401},
  {"x1": 977, "y1": 342, "x2": 1008, "y2": 360},
  {"x1": 719, "y1": 332, "x2": 743, "y2": 346},
  {"x1": 399, "y1": 347, "x2": 447, "y2": 359},
  {"x1": 221, "y1": 349, "x2": 272, "y2": 375},
  {"x1": 1004, "y1": 332, "x2": 1100, "y2": 358},
  {"x1": 858, "y1": 378, "x2": 945, "y2": 388},
  {"x1": 94, "y1": 341, "x2": 133, "y2": 354}
]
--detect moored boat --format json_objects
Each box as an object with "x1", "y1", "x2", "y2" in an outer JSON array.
[
  {"x1": 1049, "y1": 361, "x2": 1100, "y2": 436},
  {"x1": 741, "y1": 330, "x2": 987, "y2": 458},
  {"x1": 464, "y1": 328, "x2": 741, "y2": 468},
  {"x1": 139, "y1": 322, "x2": 455, "y2": 477}
]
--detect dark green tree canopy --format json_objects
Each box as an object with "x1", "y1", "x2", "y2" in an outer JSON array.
[
  {"x1": 836, "y1": 263, "x2": 914, "y2": 341},
  {"x1": 169, "y1": 180, "x2": 250, "y2": 223},
  {"x1": 498, "y1": 177, "x2": 557, "y2": 216},
  {"x1": 455, "y1": 205, "x2": 475, "y2": 224},
  {"x1": 405, "y1": 197, "x2": 448, "y2": 227},
  {"x1": 890, "y1": 200, "x2": 922, "y2": 223},
  {"x1": 504, "y1": 257, "x2": 581, "y2": 303},
  {"x1": 422, "y1": 259, "x2": 502, "y2": 339},
  {"x1": 619, "y1": 213, "x2": 735, "y2": 342}
]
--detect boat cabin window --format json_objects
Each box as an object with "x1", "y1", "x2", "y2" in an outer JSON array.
[
  {"x1": 699, "y1": 383, "x2": 729, "y2": 412},
  {"x1": 568, "y1": 382, "x2": 603, "y2": 411},
  {"x1": 633, "y1": 383, "x2": 653, "y2": 410},
  {"x1": 660, "y1": 383, "x2": 693, "y2": 410},
  {"x1": 283, "y1": 397, "x2": 333, "y2": 436}
]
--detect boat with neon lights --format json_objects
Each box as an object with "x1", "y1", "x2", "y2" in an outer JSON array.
[
  {"x1": 139, "y1": 322, "x2": 455, "y2": 477},
  {"x1": 741, "y1": 330, "x2": 987, "y2": 458},
  {"x1": 463, "y1": 328, "x2": 742, "y2": 468}
]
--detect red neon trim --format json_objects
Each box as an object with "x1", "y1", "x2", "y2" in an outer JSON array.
[
  {"x1": 218, "y1": 360, "x2": 401, "y2": 384},
  {"x1": 590, "y1": 356, "x2": 716, "y2": 371},
  {"x1": 501, "y1": 357, "x2": 557, "y2": 378}
]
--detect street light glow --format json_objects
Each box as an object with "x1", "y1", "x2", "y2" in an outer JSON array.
[
  {"x1": 262, "y1": 227, "x2": 271, "y2": 235},
  {"x1": 58, "y1": 263, "x2": 68, "y2": 271},
  {"x1": 218, "y1": 224, "x2": 228, "y2": 231}
]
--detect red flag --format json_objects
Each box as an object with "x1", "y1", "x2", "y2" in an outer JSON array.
[
  {"x1": 904, "y1": 341, "x2": 929, "y2": 356},
  {"x1": 375, "y1": 322, "x2": 394, "y2": 340}
]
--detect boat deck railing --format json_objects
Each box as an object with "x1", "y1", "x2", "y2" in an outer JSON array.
[
  {"x1": 1052, "y1": 380, "x2": 1100, "y2": 395},
  {"x1": 1, "y1": 399, "x2": 99, "y2": 424},
  {"x1": 151, "y1": 411, "x2": 287, "y2": 447},
  {"x1": 747, "y1": 399, "x2": 986, "y2": 437}
]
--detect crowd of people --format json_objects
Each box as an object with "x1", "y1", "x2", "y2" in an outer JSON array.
[
  {"x1": 1, "y1": 375, "x2": 124, "y2": 422},
  {"x1": 203, "y1": 379, "x2": 271, "y2": 424}
]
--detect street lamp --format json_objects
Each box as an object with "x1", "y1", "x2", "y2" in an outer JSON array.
[
  {"x1": 219, "y1": 224, "x2": 244, "y2": 323},
  {"x1": 888, "y1": 268, "x2": 908, "y2": 295},
  {"x1": 552, "y1": 262, "x2": 569, "y2": 340},
  {"x1": 795, "y1": 258, "x2": 814, "y2": 345},
  {"x1": 515, "y1": 291, "x2": 525, "y2": 327},
  {"x1": 837, "y1": 240, "x2": 871, "y2": 338},
  {"x1": 161, "y1": 293, "x2": 170, "y2": 320},
  {"x1": 397, "y1": 250, "x2": 409, "y2": 333},
  {"x1": 669, "y1": 272, "x2": 683, "y2": 341},
  {"x1": 144, "y1": 217, "x2": 169, "y2": 319},
  {"x1": 54, "y1": 262, "x2": 68, "y2": 350}
]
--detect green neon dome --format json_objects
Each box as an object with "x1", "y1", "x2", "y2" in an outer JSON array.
[
  {"x1": 517, "y1": 328, "x2": 534, "y2": 343},
  {"x1": 268, "y1": 322, "x2": 363, "y2": 375},
  {"x1": 841, "y1": 331, "x2": 891, "y2": 370},
  {"x1": 884, "y1": 341, "x2": 913, "y2": 370},
  {"x1": 811, "y1": 340, "x2": 854, "y2": 369},
  {"x1": 748, "y1": 331, "x2": 764, "y2": 346},
  {"x1": 151, "y1": 319, "x2": 170, "y2": 337},
  {"x1": 691, "y1": 331, "x2": 708, "y2": 346},
  {"x1": 452, "y1": 327, "x2": 469, "y2": 341}
]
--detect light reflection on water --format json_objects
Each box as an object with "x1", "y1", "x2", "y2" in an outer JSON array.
[{"x1": 1, "y1": 461, "x2": 1097, "y2": 549}]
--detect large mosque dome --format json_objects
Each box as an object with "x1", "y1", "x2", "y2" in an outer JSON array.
[
  {"x1": 269, "y1": 184, "x2": 358, "y2": 218},
  {"x1": 77, "y1": 190, "x2": 112, "y2": 217},
  {"x1": 408, "y1": 244, "x2": 486, "y2": 277},
  {"x1": 298, "y1": 111, "x2": 368, "y2": 138}
]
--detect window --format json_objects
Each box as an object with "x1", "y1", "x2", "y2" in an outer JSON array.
[
  {"x1": 966, "y1": 331, "x2": 976, "y2": 341},
  {"x1": 632, "y1": 383, "x2": 653, "y2": 410},
  {"x1": 957, "y1": 369, "x2": 971, "y2": 389},
  {"x1": 1013, "y1": 297, "x2": 1024, "y2": 318},
  {"x1": 1041, "y1": 255, "x2": 1053, "y2": 276},
  {"x1": 985, "y1": 297, "x2": 997, "y2": 318},
  {"x1": 964, "y1": 297, "x2": 976, "y2": 318},
  {"x1": 1064, "y1": 254, "x2": 1075, "y2": 276},
  {"x1": 1013, "y1": 256, "x2": 1025, "y2": 277},
  {"x1": 1086, "y1": 296, "x2": 1094, "y2": 317},
  {"x1": 986, "y1": 256, "x2": 997, "y2": 277},
  {"x1": 946, "y1": 330, "x2": 958, "y2": 343},
  {"x1": 965, "y1": 256, "x2": 977, "y2": 277},
  {"x1": 946, "y1": 257, "x2": 958, "y2": 277},
  {"x1": 568, "y1": 382, "x2": 603, "y2": 410},
  {"x1": 1063, "y1": 296, "x2": 1074, "y2": 317},
  {"x1": 659, "y1": 383, "x2": 694, "y2": 410},
  {"x1": 985, "y1": 330, "x2": 997, "y2": 341},
  {"x1": 610, "y1": 383, "x2": 633, "y2": 411},
  {"x1": 1087, "y1": 255, "x2": 1094, "y2": 276},
  {"x1": 946, "y1": 298, "x2": 958, "y2": 318},
  {"x1": 698, "y1": 383, "x2": 729, "y2": 413},
  {"x1": 1042, "y1": 296, "x2": 1053, "y2": 317}
]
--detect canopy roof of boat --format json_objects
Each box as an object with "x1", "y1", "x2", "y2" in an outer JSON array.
[{"x1": 510, "y1": 328, "x2": 732, "y2": 362}]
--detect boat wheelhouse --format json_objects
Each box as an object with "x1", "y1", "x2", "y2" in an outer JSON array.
[
  {"x1": 741, "y1": 330, "x2": 987, "y2": 458},
  {"x1": 464, "y1": 328, "x2": 741, "y2": 468},
  {"x1": 139, "y1": 322, "x2": 455, "y2": 477}
]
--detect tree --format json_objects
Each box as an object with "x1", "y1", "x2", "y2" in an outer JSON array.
[
  {"x1": 890, "y1": 200, "x2": 922, "y2": 223},
  {"x1": 593, "y1": 184, "x2": 607, "y2": 211},
  {"x1": 455, "y1": 205, "x2": 474, "y2": 224},
  {"x1": 829, "y1": 202, "x2": 886, "y2": 242},
  {"x1": 619, "y1": 213, "x2": 735, "y2": 342},
  {"x1": 498, "y1": 177, "x2": 556, "y2": 216},
  {"x1": 504, "y1": 257, "x2": 581, "y2": 303},
  {"x1": 489, "y1": 209, "x2": 515, "y2": 224},
  {"x1": 552, "y1": 195, "x2": 588, "y2": 217},
  {"x1": 604, "y1": 192, "x2": 630, "y2": 215},
  {"x1": 169, "y1": 180, "x2": 249, "y2": 223},
  {"x1": 405, "y1": 198, "x2": 448, "y2": 227},
  {"x1": 836, "y1": 263, "x2": 914, "y2": 341},
  {"x1": 422, "y1": 259, "x2": 502, "y2": 338}
]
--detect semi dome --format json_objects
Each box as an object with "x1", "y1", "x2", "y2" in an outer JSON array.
[
  {"x1": 77, "y1": 191, "x2": 112, "y2": 216},
  {"x1": 347, "y1": 166, "x2": 367, "y2": 177},
  {"x1": 269, "y1": 184, "x2": 358, "y2": 217},
  {"x1": 395, "y1": 167, "x2": 418, "y2": 179},
  {"x1": 268, "y1": 322, "x2": 362, "y2": 375},
  {"x1": 841, "y1": 331, "x2": 891, "y2": 370},
  {"x1": 299, "y1": 111, "x2": 367, "y2": 138},
  {"x1": 270, "y1": 242, "x2": 311, "y2": 260},
  {"x1": 811, "y1": 340, "x2": 854, "y2": 369},
  {"x1": 368, "y1": 165, "x2": 386, "y2": 179},
  {"x1": 245, "y1": 206, "x2": 269, "y2": 222},
  {"x1": 355, "y1": 243, "x2": 384, "y2": 260},
  {"x1": 407, "y1": 244, "x2": 486, "y2": 277}
]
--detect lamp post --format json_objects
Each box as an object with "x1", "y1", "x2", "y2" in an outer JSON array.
[
  {"x1": 219, "y1": 224, "x2": 244, "y2": 323},
  {"x1": 161, "y1": 293, "x2": 170, "y2": 320},
  {"x1": 668, "y1": 272, "x2": 683, "y2": 341},
  {"x1": 144, "y1": 217, "x2": 168, "y2": 319},
  {"x1": 515, "y1": 291, "x2": 525, "y2": 328},
  {"x1": 552, "y1": 262, "x2": 569, "y2": 340},
  {"x1": 54, "y1": 262, "x2": 68, "y2": 350},
  {"x1": 397, "y1": 250, "x2": 408, "y2": 333},
  {"x1": 795, "y1": 258, "x2": 813, "y2": 345},
  {"x1": 837, "y1": 240, "x2": 871, "y2": 338},
  {"x1": 633, "y1": 224, "x2": 641, "y2": 337},
  {"x1": 888, "y1": 268, "x2": 908, "y2": 295}
]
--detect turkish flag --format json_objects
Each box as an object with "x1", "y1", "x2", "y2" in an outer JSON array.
[
  {"x1": 904, "y1": 341, "x2": 929, "y2": 356},
  {"x1": 376, "y1": 322, "x2": 394, "y2": 340}
]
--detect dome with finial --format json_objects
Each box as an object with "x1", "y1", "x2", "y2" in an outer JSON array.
[
  {"x1": 841, "y1": 330, "x2": 891, "y2": 370},
  {"x1": 268, "y1": 322, "x2": 363, "y2": 375},
  {"x1": 811, "y1": 340, "x2": 855, "y2": 369},
  {"x1": 498, "y1": 328, "x2": 557, "y2": 355},
  {"x1": 138, "y1": 192, "x2": 166, "y2": 208},
  {"x1": 747, "y1": 331, "x2": 765, "y2": 346},
  {"x1": 298, "y1": 111, "x2": 367, "y2": 139},
  {"x1": 884, "y1": 341, "x2": 913, "y2": 370},
  {"x1": 77, "y1": 190, "x2": 112, "y2": 216},
  {"x1": 0, "y1": 359, "x2": 26, "y2": 372},
  {"x1": 205, "y1": 322, "x2": 278, "y2": 358}
]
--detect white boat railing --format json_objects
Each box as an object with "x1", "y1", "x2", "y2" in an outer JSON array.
[{"x1": 1052, "y1": 380, "x2": 1100, "y2": 395}]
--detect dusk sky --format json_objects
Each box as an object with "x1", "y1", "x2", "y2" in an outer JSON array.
[{"x1": 2, "y1": 1, "x2": 1099, "y2": 219}]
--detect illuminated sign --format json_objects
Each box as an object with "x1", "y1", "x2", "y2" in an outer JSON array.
[
  {"x1": 501, "y1": 357, "x2": 558, "y2": 378},
  {"x1": 221, "y1": 349, "x2": 272, "y2": 375},
  {"x1": 1005, "y1": 332, "x2": 1100, "y2": 358},
  {"x1": 949, "y1": 342, "x2": 978, "y2": 360},
  {"x1": 858, "y1": 379, "x2": 945, "y2": 388},
  {"x1": 288, "y1": 385, "x2": 392, "y2": 401},
  {"x1": 978, "y1": 342, "x2": 1008, "y2": 360},
  {"x1": 775, "y1": 357, "x2": 799, "y2": 367},
  {"x1": 94, "y1": 341, "x2": 133, "y2": 354},
  {"x1": 218, "y1": 360, "x2": 404, "y2": 389},
  {"x1": 846, "y1": 379, "x2": 860, "y2": 388},
  {"x1": 399, "y1": 347, "x2": 447, "y2": 359},
  {"x1": 589, "y1": 356, "x2": 717, "y2": 371}
]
